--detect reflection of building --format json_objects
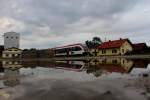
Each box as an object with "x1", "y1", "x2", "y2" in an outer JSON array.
[
  {"x1": 132, "y1": 59, "x2": 149, "y2": 68},
  {"x1": 2, "y1": 47, "x2": 22, "y2": 58},
  {"x1": 90, "y1": 38, "x2": 133, "y2": 56},
  {"x1": 87, "y1": 58, "x2": 150, "y2": 77},
  {"x1": 133, "y1": 43, "x2": 148, "y2": 53},
  {"x1": 2, "y1": 61, "x2": 22, "y2": 70},
  {"x1": 2, "y1": 60, "x2": 22, "y2": 87},
  {"x1": 3, "y1": 69, "x2": 20, "y2": 87},
  {"x1": 89, "y1": 58, "x2": 134, "y2": 74}
]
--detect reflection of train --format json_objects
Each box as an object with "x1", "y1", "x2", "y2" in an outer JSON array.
[
  {"x1": 53, "y1": 43, "x2": 87, "y2": 57},
  {"x1": 55, "y1": 60, "x2": 85, "y2": 72}
]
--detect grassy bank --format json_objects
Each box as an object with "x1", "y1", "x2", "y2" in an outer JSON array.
[{"x1": 0, "y1": 54, "x2": 150, "y2": 61}]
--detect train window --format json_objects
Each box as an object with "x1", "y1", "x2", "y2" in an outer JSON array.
[
  {"x1": 56, "y1": 49, "x2": 66, "y2": 53},
  {"x1": 55, "y1": 46, "x2": 82, "y2": 53},
  {"x1": 76, "y1": 47, "x2": 82, "y2": 51},
  {"x1": 72, "y1": 47, "x2": 76, "y2": 51},
  {"x1": 66, "y1": 48, "x2": 70, "y2": 51}
]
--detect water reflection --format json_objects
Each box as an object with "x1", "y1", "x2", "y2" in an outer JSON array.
[
  {"x1": 3, "y1": 69, "x2": 20, "y2": 87},
  {"x1": 87, "y1": 58, "x2": 149, "y2": 77},
  {"x1": 0, "y1": 58, "x2": 149, "y2": 87},
  {"x1": 0, "y1": 61, "x2": 22, "y2": 87}
]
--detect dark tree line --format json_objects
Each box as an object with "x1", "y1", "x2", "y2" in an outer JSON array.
[
  {"x1": 22, "y1": 48, "x2": 54, "y2": 58},
  {"x1": 85, "y1": 37, "x2": 102, "y2": 49}
]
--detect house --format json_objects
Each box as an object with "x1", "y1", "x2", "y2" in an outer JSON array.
[
  {"x1": 2, "y1": 47, "x2": 22, "y2": 58},
  {"x1": 97, "y1": 38, "x2": 133, "y2": 56},
  {"x1": 89, "y1": 47, "x2": 99, "y2": 56},
  {"x1": 133, "y1": 43, "x2": 148, "y2": 53}
]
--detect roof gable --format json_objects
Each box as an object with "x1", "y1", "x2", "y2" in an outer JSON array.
[{"x1": 5, "y1": 47, "x2": 22, "y2": 51}]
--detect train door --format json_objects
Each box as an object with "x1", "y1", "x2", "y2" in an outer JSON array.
[{"x1": 66, "y1": 48, "x2": 70, "y2": 57}]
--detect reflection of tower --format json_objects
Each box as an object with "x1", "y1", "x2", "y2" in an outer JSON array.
[
  {"x1": 3, "y1": 69, "x2": 20, "y2": 87},
  {"x1": 2, "y1": 61, "x2": 22, "y2": 87},
  {"x1": 0, "y1": 61, "x2": 4, "y2": 73},
  {"x1": 4, "y1": 32, "x2": 20, "y2": 49}
]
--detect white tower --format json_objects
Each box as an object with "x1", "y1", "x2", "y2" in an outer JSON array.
[{"x1": 4, "y1": 32, "x2": 20, "y2": 49}]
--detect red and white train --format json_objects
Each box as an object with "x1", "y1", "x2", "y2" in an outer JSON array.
[{"x1": 53, "y1": 43, "x2": 87, "y2": 57}]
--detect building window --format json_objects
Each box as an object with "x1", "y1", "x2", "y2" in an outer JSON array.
[
  {"x1": 18, "y1": 54, "x2": 20, "y2": 57},
  {"x1": 16, "y1": 37, "x2": 18, "y2": 39},
  {"x1": 112, "y1": 49, "x2": 117, "y2": 53},
  {"x1": 93, "y1": 50, "x2": 98, "y2": 56},
  {"x1": 112, "y1": 59, "x2": 117, "y2": 64},
  {"x1": 6, "y1": 54, "x2": 9, "y2": 57},
  {"x1": 102, "y1": 59, "x2": 107, "y2": 64},
  {"x1": 102, "y1": 50, "x2": 106, "y2": 54},
  {"x1": 12, "y1": 54, "x2": 15, "y2": 57},
  {"x1": 6, "y1": 61, "x2": 9, "y2": 64},
  {"x1": 122, "y1": 49, "x2": 124, "y2": 53},
  {"x1": 123, "y1": 60, "x2": 125, "y2": 64},
  {"x1": 11, "y1": 37, "x2": 13, "y2": 39}
]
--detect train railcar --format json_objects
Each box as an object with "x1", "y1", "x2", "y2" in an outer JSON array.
[{"x1": 53, "y1": 43, "x2": 87, "y2": 57}]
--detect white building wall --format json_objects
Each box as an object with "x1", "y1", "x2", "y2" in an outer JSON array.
[{"x1": 4, "y1": 32, "x2": 20, "y2": 49}]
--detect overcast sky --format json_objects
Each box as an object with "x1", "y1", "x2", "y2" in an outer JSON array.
[{"x1": 0, "y1": 0, "x2": 150, "y2": 49}]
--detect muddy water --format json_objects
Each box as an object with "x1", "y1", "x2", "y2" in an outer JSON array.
[{"x1": 0, "y1": 58, "x2": 150, "y2": 100}]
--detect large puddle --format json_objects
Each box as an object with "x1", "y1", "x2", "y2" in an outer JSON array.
[{"x1": 0, "y1": 58, "x2": 150, "y2": 100}]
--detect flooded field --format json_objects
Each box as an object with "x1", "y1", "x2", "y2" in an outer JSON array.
[{"x1": 0, "y1": 58, "x2": 150, "y2": 100}]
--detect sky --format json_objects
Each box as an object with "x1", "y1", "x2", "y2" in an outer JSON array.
[{"x1": 0, "y1": 0, "x2": 150, "y2": 49}]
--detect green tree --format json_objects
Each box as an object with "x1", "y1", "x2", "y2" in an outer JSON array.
[{"x1": 85, "y1": 37, "x2": 102, "y2": 49}]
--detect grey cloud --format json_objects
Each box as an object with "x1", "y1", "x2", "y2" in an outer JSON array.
[
  {"x1": 0, "y1": 0, "x2": 149, "y2": 48},
  {"x1": 0, "y1": 0, "x2": 138, "y2": 32}
]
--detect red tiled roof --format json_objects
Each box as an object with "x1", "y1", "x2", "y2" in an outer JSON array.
[{"x1": 99, "y1": 39, "x2": 129, "y2": 49}]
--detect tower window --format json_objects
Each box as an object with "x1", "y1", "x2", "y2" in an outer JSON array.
[
  {"x1": 11, "y1": 37, "x2": 13, "y2": 39},
  {"x1": 16, "y1": 37, "x2": 18, "y2": 39},
  {"x1": 6, "y1": 36, "x2": 9, "y2": 38}
]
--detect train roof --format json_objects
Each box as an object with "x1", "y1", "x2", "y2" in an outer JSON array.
[{"x1": 52, "y1": 43, "x2": 87, "y2": 49}]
